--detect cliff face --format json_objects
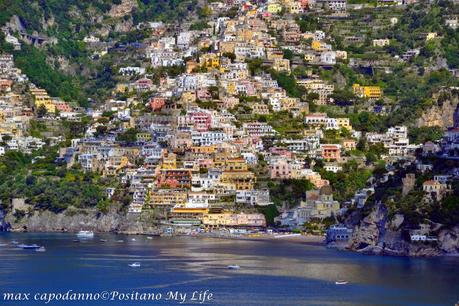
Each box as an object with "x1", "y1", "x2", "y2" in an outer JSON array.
[
  {"x1": 416, "y1": 93, "x2": 459, "y2": 129},
  {"x1": 345, "y1": 202, "x2": 459, "y2": 256},
  {"x1": 0, "y1": 207, "x2": 11, "y2": 231},
  {"x1": 5, "y1": 207, "x2": 162, "y2": 235}
]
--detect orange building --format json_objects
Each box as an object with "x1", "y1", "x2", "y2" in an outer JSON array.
[{"x1": 321, "y1": 145, "x2": 341, "y2": 161}]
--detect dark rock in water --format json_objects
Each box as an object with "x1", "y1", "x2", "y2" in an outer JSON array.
[{"x1": 0, "y1": 208, "x2": 11, "y2": 232}]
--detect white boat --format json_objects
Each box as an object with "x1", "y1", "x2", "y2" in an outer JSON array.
[
  {"x1": 335, "y1": 280, "x2": 348, "y2": 285},
  {"x1": 147, "y1": 236, "x2": 153, "y2": 240},
  {"x1": 131, "y1": 238, "x2": 136, "y2": 241},
  {"x1": 227, "y1": 265, "x2": 240, "y2": 270},
  {"x1": 17, "y1": 244, "x2": 41, "y2": 250},
  {"x1": 35, "y1": 246, "x2": 46, "y2": 252},
  {"x1": 129, "y1": 262, "x2": 141, "y2": 267},
  {"x1": 76, "y1": 231, "x2": 94, "y2": 239},
  {"x1": 116, "y1": 240, "x2": 124, "y2": 243}
]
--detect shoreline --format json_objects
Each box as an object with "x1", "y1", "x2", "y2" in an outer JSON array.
[
  {"x1": 3, "y1": 229, "x2": 326, "y2": 245},
  {"x1": 3, "y1": 230, "x2": 459, "y2": 257},
  {"x1": 186, "y1": 232, "x2": 326, "y2": 245}
]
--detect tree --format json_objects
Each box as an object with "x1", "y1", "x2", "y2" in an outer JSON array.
[
  {"x1": 116, "y1": 128, "x2": 139, "y2": 144},
  {"x1": 94, "y1": 125, "x2": 108, "y2": 137},
  {"x1": 37, "y1": 105, "x2": 47, "y2": 118},
  {"x1": 283, "y1": 49, "x2": 294, "y2": 60}
]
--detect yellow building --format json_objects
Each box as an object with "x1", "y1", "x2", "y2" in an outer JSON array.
[
  {"x1": 191, "y1": 145, "x2": 217, "y2": 154},
  {"x1": 199, "y1": 53, "x2": 220, "y2": 69},
  {"x1": 352, "y1": 84, "x2": 382, "y2": 99},
  {"x1": 336, "y1": 117, "x2": 352, "y2": 130},
  {"x1": 202, "y1": 212, "x2": 266, "y2": 227},
  {"x1": 180, "y1": 91, "x2": 197, "y2": 104},
  {"x1": 426, "y1": 32, "x2": 438, "y2": 41},
  {"x1": 236, "y1": 28, "x2": 255, "y2": 43},
  {"x1": 304, "y1": 53, "x2": 315, "y2": 62},
  {"x1": 311, "y1": 40, "x2": 331, "y2": 52},
  {"x1": 220, "y1": 41, "x2": 236, "y2": 54},
  {"x1": 225, "y1": 82, "x2": 237, "y2": 96},
  {"x1": 224, "y1": 157, "x2": 249, "y2": 172},
  {"x1": 281, "y1": 97, "x2": 298, "y2": 111},
  {"x1": 273, "y1": 58, "x2": 291, "y2": 73},
  {"x1": 213, "y1": 152, "x2": 234, "y2": 168},
  {"x1": 170, "y1": 207, "x2": 209, "y2": 225},
  {"x1": 267, "y1": 2, "x2": 283, "y2": 13},
  {"x1": 161, "y1": 151, "x2": 177, "y2": 169},
  {"x1": 33, "y1": 94, "x2": 55, "y2": 113},
  {"x1": 150, "y1": 189, "x2": 187, "y2": 207},
  {"x1": 288, "y1": 2, "x2": 302, "y2": 14},
  {"x1": 136, "y1": 132, "x2": 152, "y2": 142},
  {"x1": 266, "y1": 48, "x2": 284, "y2": 61},
  {"x1": 114, "y1": 83, "x2": 129, "y2": 94},
  {"x1": 220, "y1": 171, "x2": 255, "y2": 190}
]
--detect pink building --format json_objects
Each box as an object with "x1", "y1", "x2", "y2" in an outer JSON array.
[
  {"x1": 197, "y1": 89, "x2": 212, "y2": 101},
  {"x1": 54, "y1": 101, "x2": 73, "y2": 113},
  {"x1": 270, "y1": 159, "x2": 292, "y2": 179},
  {"x1": 190, "y1": 111, "x2": 212, "y2": 132},
  {"x1": 136, "y1": 78, "x2": 153, "y2": 92},
  {"x1": 270, "y1": 147, "x2": 294, "y2": 159},
  {"x1": 150, "y1": 97, "x2": 166, "y2": 112}
]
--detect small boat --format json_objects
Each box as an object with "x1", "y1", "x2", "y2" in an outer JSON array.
[
  {"x1": 35, "y1": 246, "x2": 46, "y2": 252},
  {"x1": 76, "y1": 231, "x2": 94, "y2": 239},
  {"x1": 131, "y1": 238, "x2": 136, "y2": 241},
  {"x1": 17, "y1": 244, "x2": 41, "y2": 250},
  {"x1": 128, "y1": 262, "x2": 141, "y2": 268},
  {"x1": 146, "y1": 236, "x2": 153, "y2": 240},
  {"x1": 227, "y1": 265, "x2": 240, "y2": 270},
  {"x1": 116, "y1": 240, "x2": 124, "y2": 243},
  {"x1": 11, "y1": 240, "x2": 19, "y2": 245},
  {"x1": 99, "y1": 239, "x2": 107, "y2": 242},
  {"x1": 0, "y1": 243, "x2": 7, "y2": 247},
  {"x1": 72, "y1": 239, "x2": 80, "y2": 243},
  {"x1": 335, "y1": 280, "x2": 348, "y2": 285}
]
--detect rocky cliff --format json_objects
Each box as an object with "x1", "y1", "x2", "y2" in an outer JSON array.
[
  {"x1": 0, "y1": 207, "x2": 11, "y2": 231},
  {"x1": 344, "y1": 202, "x2": 459, "y2": 256},
  {"x1": 4, "y1": 206, "x2": 162, "y2": 235},
  {"x1": 416, "y1": 91, "x2": 459, "y2": 129}
]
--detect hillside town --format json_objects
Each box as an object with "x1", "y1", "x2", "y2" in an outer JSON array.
[{"x1": 0, "y1": 0, "x2": 458, "y2": 250}]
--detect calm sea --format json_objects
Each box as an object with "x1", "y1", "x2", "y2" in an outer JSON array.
[{"x1": 0, "y1": 233, "x2": 458, "y2": 306}]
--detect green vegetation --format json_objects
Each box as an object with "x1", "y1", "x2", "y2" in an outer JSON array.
[
  {"x1": 320, "y1": 161, "x2": 372, "y2": 202},
  {"x1": 0, "y1": 0, "x2": 197, "y2": 106},
  {"x1": 190, "y1": 21, "x2": 210, "y2": 31},
  {"x1": 0, "y1": 149, "x2": 114, "y2": 213},
  {"x1": 256, "y1": 204, "x2": 279, "y2": 227},
  {"x1": 386, "y1": 181, "x2": 459, "y2": 227},
  {"x1": 116, "y1": 128, "x2": 140, "y2": 144},
  {"x1": 296, "y1": 15, "x2": 319, "y2": 32},
  {"x1": 270, "y1": 71, "x2": 306, "y2": 99},
  {"x1": 14, "y1": 45, "x2": 88, "y2": 106},
  {"x1": 267, "y1": 179, "x2": 314, "y2": 208},
  {"x1": 408, "y1": 126, "x2": 444, "y2": 144},
  {"x1": 133, "y1": 0, "x2": 198, "y2": 24}
]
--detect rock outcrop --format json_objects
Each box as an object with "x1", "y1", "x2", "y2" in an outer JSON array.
[
  {"x1": 5, "y1": 206, "x2": 162, "y2": 235},
  {"x1": 0, "y1": 207, "x2": 11, "y2": 232},
  {"x1": 416, "y1": 91, "x2": 459, "y2": 129},
  {"x1": 344, "y1": 202, "x2": 459, "y2": 257}
]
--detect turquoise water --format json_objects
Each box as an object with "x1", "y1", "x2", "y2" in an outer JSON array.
[{"x1": 0, "y1": 233, "x2": 458, "y2": 306}]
